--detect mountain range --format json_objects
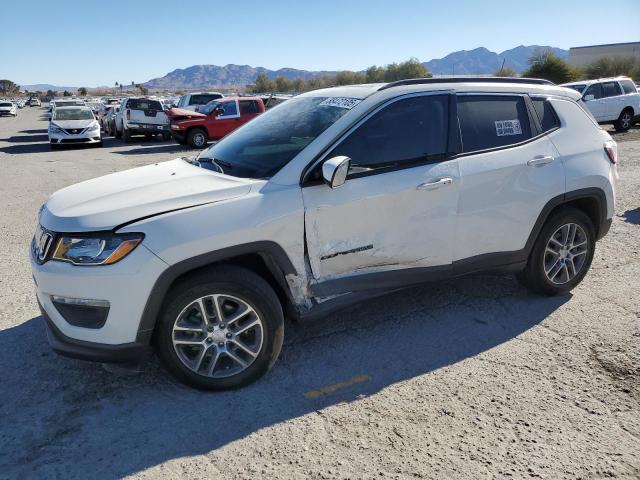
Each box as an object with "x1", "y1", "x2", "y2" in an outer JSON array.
[{"x1": 21, "y1": 45, "x2": 568, "y2": 91}]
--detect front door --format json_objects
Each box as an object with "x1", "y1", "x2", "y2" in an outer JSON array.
[
  {"x1": 583, "y1": 83, "x2": 606, "y2": 121},
  {"x1": 210, "y1": 100, "x2": 241, "y2": 139},
  {"x1": 302, "y1": 93, "x2": 460, "y2": 291}
]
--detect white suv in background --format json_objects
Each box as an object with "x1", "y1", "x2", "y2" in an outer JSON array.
[
  {"x1": 175, "y1": 92, "x2": 224, "y2": 112},
  {"x1": 32, "y1": 78, "x2": 617, "y2": 390},
  {"x1": 562, "y1": 77, "x2": 639, "y2": 132},
  {"x1": 0, "y1": 101, "x2": 18, "y2": 116}
]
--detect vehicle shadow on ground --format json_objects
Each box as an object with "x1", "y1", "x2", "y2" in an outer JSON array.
[
  {"x1": 622, "y1": 207, "x2": 640, "y2": 225},
  {"x1": 20, "y1": 129, "x2": 48, "y2": 134},
  {"x1": 113, "y1": 143, "x2": 194, "y2": 155},
  {"x1": 0, "y1": 274, "x2": 569, "y2": 478},
  {"x1": 0, "y1": 142, "x2": 51, "y2": 154},
  {"x1": 0, "y1": 133, "x2": 49, "y2": 143}
]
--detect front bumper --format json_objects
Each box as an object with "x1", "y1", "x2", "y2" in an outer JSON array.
[
  {"x1": 42, "y1": 304, "x2": 151, "y2": 363},
  {"x1": 0, "y1": 110, "x2": 16, "y2": 116},
  {"x1": 49, "y1": 130, "x2": 101, "y2": 144},
  {"x1": 32, "y1": 241, "x2": 168, "y2": 351}
]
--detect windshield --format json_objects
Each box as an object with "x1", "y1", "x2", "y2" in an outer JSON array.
[
  {"x1": 200, "y1": 100, "x2": 221, "y2": 115},
  {"x1": 53, "y1": 108, "x2": 94, "y2": 120},
  {"x1": 196, "y1": 96, "x2": 355, "y2": 178},
  {"x1": 0, "y1": 102, "x2": 12, "y2": 107}
]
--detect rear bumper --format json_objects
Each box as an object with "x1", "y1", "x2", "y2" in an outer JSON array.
[
  {"x1": 126, "y1": 123, "x2": 169, "y2": 135},
  {"x1": 42, "y1": 304, "x2": 151, "y2": 363}
]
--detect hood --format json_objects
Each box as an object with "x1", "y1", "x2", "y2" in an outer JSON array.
[
  {"x1": 168, "y1": 107, "x2": 206, "y2": 121},
  {"x1": 41, "y1": 158, "x2": 254, "y2": 232},
  {"x1": 51, "y1": 119, "x2": 96, "y2": 129}
]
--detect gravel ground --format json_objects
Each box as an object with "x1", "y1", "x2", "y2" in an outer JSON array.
[{"x1": 0, "y1": 107, "x2": 639, "y2": 480}]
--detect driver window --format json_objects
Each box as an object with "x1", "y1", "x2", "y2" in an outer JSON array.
[
  {"x1": 328, "y1": 95, "x2": 449, "y2": 176},
  {"x1": 218, "y1": 101, "x2": 238, "y2": 118},
  {"x1": 584, "y1": 83, "x2": 603, "y2": 100}
]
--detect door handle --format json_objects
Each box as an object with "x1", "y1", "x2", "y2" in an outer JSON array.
[
  {"x1": 527, "y1": 155, "x2": 554, "y2": 167},
  {"x1": 416, "y1": 177, "x2": 453, "y2": 190}
]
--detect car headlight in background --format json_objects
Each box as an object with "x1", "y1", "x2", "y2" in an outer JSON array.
[{"x1": 51, "y1": 233, "x2": 143, "y2": 265}]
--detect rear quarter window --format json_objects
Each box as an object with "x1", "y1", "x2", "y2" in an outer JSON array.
[
  {"x1": 620, "y1": 80, "x2": 637, "y2": 94},
  {"x1": 239, "y1": 100, "x2": 260, "y2": 115},
  {"x1": 531, "y1": 98, "x2": 560, "y2": 132},
  {"x1": 457, "y1": 95, "x2": 532, "y2": 152},
  {"x1": 189, "y1": 94, "x2": 223, "y2": 106}
]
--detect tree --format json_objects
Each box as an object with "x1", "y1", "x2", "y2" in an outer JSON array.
[
  {"x1": 494, "y1": 66, "x2": 517, "y2": 77},
  {"x1": 523, "y1": 50, "x2": 579, "y2": 84},
  {"x1": 63, "y1": 90, "x2": 72, "y2": 97},
  {"x1": 77, "y1": 87, "x2": 88, "y2": 96},
  {"x1": 46, "y1": 89, "x2": 56, "y2": 98},
  {"x1": 0, "y1": 79, "x2": 20, "y2": 95},
  {"x1": 252, "y1": 73, "x2": 275, "y2": 93},
  {"x1": 585, "y1": 56, "x2": 640, "y2": 79},
  {"x1": 136, "y1": 84, "x2": 148, "y2": 96}
]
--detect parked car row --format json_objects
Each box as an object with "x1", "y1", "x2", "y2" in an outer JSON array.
[{"x1": 562, "y1": 76, "x2": 639, "y2": 132}]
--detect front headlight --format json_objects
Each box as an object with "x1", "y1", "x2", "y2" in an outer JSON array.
[
  {"x1": 51, "y1": 233, "x2": 143, "y2": 265},
  {"x1": 87, "y1": 122, "x2": 100, "y2": 131},
  {"x1": 49, "y1": 123, "x2": 63, "y2": 134}
]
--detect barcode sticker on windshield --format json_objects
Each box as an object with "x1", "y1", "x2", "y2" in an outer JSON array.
[
  {"x1": 319, "y1": 97, "x2": 361, "y2": 109},
  {"x1": 495, "y1": 119, "x2": 522, "y2": 136}
]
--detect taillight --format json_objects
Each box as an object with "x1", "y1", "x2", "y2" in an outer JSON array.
[
  {"x1": 604, "y1": 140, "x2": 617, "y2": 164},
  {"x1": 126, "y1": 109, "x2": 130, "y2": 120}
]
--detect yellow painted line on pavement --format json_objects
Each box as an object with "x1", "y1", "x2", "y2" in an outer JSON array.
[{"x1": 304, "y1": 374, "x2": 371, "y2": 399}]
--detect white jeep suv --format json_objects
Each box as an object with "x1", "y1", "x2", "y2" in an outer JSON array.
[
  {"x1": 562, "y1": 76, "x2": 639, "y2": 132},
  {"x1": 31, "y1": 78, "x2": 617, "y2": 390}
]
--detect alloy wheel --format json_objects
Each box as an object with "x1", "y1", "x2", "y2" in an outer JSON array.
[
  {"x1": 621, "y1": 112, "x2": 632, "y2": 130},
  {"x1": 172, "y1": 294, "x2": 264, "y2": 378},
  {"x1": 543, "y1": 222, "x2": 589, "y2": 285}
]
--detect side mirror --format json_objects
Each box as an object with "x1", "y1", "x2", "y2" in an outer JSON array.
[
  {"x1": 322, "y1": 156, "x2": 351, "y2": 189},
  {"x1": 213, "y1": 107, "x2": 225, "y2": 117},
  {"x1": 583, "y1": 94, "x2": 595, "y2": 101}
]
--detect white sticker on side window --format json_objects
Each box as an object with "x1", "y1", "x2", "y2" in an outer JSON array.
[
  {"x1": 318, "y1": 97, "x2": 361, "y2": 109},
  {"x1": 495, "y1": 119, "x2": 522, "y2": 136}
]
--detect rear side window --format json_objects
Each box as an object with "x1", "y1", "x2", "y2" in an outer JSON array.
[
  {"x1": 189, "y1": 94, "x2": 223, "y2": 106},
  {"x1": 329, "y1": 94, "x2": 449, "y2": 174},
  {"x1": 457, "y1": 96, "x2": 532, "y2": 152},
  {"x1": 584, "y1": 83, "x2": 603, "y2": 99},
  {"x1": 602, "y1": 82, "x2": 623, "y2": 98},
  {"x1": 239, "y1": 100, "x2": 260, "y2": 115},
  {"x1": 531, "y1": 98, "x2": 560, "y2": 132},
  {"x1": 619, "y1": 80, "x2": 637, "y2": 94},
  {"x1": 127, "y1": 99, "x2": 162, "y2": 110}
]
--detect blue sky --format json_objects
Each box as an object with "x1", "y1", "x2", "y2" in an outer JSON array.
[{"x1": 2, "y1": 0, "x2": 639, "y2": 86}]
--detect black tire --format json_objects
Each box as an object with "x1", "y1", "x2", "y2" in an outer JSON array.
[
  {"x1": 50, "y1": 144, "x2": 59, "y2": 151},
  {"x1": 122, "y1": 127, "x2": 131, "y2": 143},
  {"x1": 161, "y1": 132, "x2": 171, "y2": 141},
  {"x1": 187, "y1": 128, "x2": 208, "y2": 149},
  {"x1": 614, "y1": 108, "x2": 634, "y2": 133},
  {"x1": 115, "y1": 123, "x2": 122, "y2": 139},
  {"x1": 517, "y1": 207, "x2": 595, "y2": 296},
  {"x1": 155, "y1": 265, "x2": 284, "y2": 390}
]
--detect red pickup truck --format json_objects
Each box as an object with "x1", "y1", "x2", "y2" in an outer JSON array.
[{"x1": 168, "y1": 96, "x2": 265, "y2": 148}]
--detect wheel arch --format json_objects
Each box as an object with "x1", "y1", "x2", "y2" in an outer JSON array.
[
  {"x1": 136, "y1": 241, "x2": 297, "y2": 345},
  {"x1": 185, "y1": 125, "x2": 209, "y2": 143},
  {"x1": 525, "y1": 188, "x2": 609, "y2": 258}
]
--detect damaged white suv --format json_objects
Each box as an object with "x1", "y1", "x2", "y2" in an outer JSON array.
[{"x1": 32, "y1": 78, "x2": 617, "y2": 390}]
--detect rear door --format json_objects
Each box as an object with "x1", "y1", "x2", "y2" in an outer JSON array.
[
  {"x1": 583, "y1": 83, "x2": 606, "y2": 121},
  {"x1": 239, "y1": 100, "x2": 262, "y2": 125},
  {"x1": 454, "y1": 94, "x2": 564, "y2": 262},
  {"x1": 302, "y1": 92, "x2": 460, "y2": 289}
]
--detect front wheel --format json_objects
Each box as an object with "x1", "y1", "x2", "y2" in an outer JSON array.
[
  {"x1": 615, "y1": 109, "x2": 633, "y2": 132},
  {"x1": 155, "y1": 265, "x2": 284, "y2": 390},
  {"x1": 517, "y1": 207, "x2": 595, "y2": 296},
  {"x1": 187, "y1": 128, "x2": 208, "y2": 149}
]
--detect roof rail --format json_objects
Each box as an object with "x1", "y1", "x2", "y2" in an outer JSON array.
[{"x1": 379, "y1": 77, "x2": 555, "y2": 90}]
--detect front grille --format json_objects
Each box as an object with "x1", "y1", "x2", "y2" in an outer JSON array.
[
  {"x1": 63, "y1": 128, "x2": 85, "y2": 135},
  {"x1": 61, "y1": 138, "x2": 91, "y2": 143}
]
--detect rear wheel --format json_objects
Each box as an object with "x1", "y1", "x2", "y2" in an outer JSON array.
[
  {"x1": 187, "y1": 128, "x2": 208, "y2": 149},
  {"x1": 122, "y1": 127, "x2": 131, "y2": 143},
  {"x1": 517, "y1": 207, "x2": 595, "y2": 295},
  {"x1": 115, "y1": 123, "x2": 122, "y2": 139},
  {"x1": 615, "y1": 108, "x2": 633, "y2": 132},
  {"x1": 155, "y1": 265, "x2": 284, "y2": 390},
  {"x1": 161, "y1": 132, "x2": 171, "y2": 141}
]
